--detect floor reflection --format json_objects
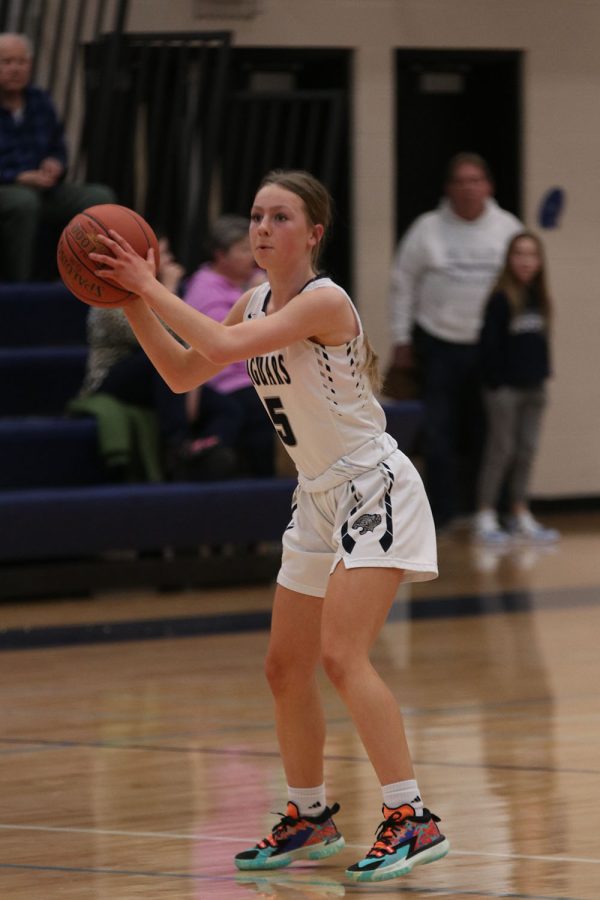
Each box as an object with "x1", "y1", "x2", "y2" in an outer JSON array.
[
  {"x1": 399, "y1": 553, "x2": 566, "y2": 898},
  {"x1": 236, "y1": 870, "x2": 346, "y2": 898},
  {"x1": 470, "y1": 541, "x2": 559, "y2": 577}
]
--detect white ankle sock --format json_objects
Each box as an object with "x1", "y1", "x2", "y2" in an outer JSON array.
[
  {"x1": 287, "y1": 784, "x2": 327, "y2": 817},
  {"x1": 382, "y1": 779, "x2": 424, "y2": 816}
]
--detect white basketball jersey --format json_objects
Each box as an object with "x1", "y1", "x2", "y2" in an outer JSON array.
[{"x1": 244, "y1": 277, "x2": 397, "y2": 488}]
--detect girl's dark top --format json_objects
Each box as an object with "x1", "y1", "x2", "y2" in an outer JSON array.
[{"x1": 479, "y1": 288, "x2": 551, "y2": 389}]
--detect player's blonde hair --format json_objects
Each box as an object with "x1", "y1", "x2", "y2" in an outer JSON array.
[
  {"x1": 362, "y1": 334, "x2": 382, "y2": 393},
  {"x1": 257, "y1": 169, "x2": 381, "y2": 391}
]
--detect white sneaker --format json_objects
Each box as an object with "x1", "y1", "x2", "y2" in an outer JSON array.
[
  {"x1": 473, "y1": 510, "x2": 510, "y2": 545},
  {"x1": 509, "y1": 511, "x2": 560, "y2": 543}
]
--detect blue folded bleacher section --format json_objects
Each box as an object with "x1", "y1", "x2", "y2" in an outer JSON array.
[{"x1": 0, "y1": 283, "x2": 424, "y2": 599}]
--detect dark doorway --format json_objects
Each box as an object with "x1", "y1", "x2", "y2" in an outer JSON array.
[
  {"x1": 222, "y1": 48, "x2": 352, "y2": 290},
  {"x1": 394, "y1": 50, "x2": 522, "y2": 241},
  {"x1": 83, "y1": 31, "x2": 231, "y2": 272}
]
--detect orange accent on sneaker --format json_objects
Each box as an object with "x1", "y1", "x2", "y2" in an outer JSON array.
[
  {"x1": 370, "y1": 804, "x2": 416, "y2": 855},
  {"x1": 259, "y1": 804, "x2": 297, "y2": 849},
  {"x1": 382, "y1": 803, "x2": 415, "y2": 820}
]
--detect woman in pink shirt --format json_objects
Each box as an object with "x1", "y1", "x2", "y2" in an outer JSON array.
[{"x1": 184, "y1": 216, "x2": 275, "y2": 476}]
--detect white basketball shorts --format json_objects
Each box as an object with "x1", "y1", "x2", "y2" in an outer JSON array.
[{"x1": 277, "y1": 449, "x2": 438, "y2": 598}]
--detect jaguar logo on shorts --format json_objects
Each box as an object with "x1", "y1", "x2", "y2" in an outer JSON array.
[{"x1": 352, "y1": 513, "x2": 382, "y2": 535}]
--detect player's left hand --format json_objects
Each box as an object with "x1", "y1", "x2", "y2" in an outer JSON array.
[{"x1": 90, "y1": 231, "x2": 157, "y2": 293}]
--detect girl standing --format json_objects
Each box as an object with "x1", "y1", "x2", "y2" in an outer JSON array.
[
  {"x1": 474, "y1": 231, "x2": 559, "y2": 543},
  {"x1": 90, "y1": 170, "x2": 449, "y2": 885}
]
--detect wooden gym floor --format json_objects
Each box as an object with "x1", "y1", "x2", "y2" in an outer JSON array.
[{"x1": 1, "y1": 509, "x2": 599, "y2": 898}]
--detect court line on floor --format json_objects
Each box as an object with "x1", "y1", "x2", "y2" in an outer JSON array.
[
  {"x1": 0, "y1": 861, "x2": 228, "y2": 881},
  {"x1": 1, "y1": 736, "x2": 598, "y2": 776},
  {"x1": 2, "y1": 584, "x2": 600, "y2": 651},
  {"x1": 0, "y1": 822, "x2": 598, "y2": 867}
]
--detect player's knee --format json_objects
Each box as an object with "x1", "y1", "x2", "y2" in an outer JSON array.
[
  {"x1": 264, "y1": 649, "x2": 293, "y2": 694},
  {"x1": 265, "y1": 648, "x2": 317, "y2": 695},
  {"x1": 321, "y1": 644, "x2": 356, "y2": 691}
]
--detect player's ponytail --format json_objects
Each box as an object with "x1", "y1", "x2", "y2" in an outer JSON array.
[{"x1": 363, "y1": 333, "x2": 382, "y2": 393}]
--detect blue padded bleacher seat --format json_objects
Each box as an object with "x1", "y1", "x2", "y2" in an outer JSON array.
[
  {"x1": 0, "y1": 479, "x2": 297, "y2": 561},
  {"x1": 0, "y1": 402, "x2": 424, "y2": 563},
  {"x1": 1, "y1": 282, "x2": 87, "y2": 347},
  {"x1": 0, "y1": 417, "x2": 103, "y2": 488},
  {"x1": 0, "y1": 346, "x2": 87, "y2": 415}
]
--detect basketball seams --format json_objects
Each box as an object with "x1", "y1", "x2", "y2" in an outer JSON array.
[
  {"x1": 123, "y1": 208, "x2": 154, "y2": 252},
  {"x1": 86, "y1": 207, "x2": 154, "y2": 253},
  {"x1": 61, "y1": 219, "x2": 131, "y2": 304},
  {"x1": 58, "y1": 229, "x2": 118, "y2": 305},
  {"x1": 64, "y1": 217, "x2": 126, "y2": 289},
  {"x1": 77, "y1": 211, "x2": 136, "y2": 295},
  {"x1": 57, "y1": 204, "x2": 159, "y2": 307}
]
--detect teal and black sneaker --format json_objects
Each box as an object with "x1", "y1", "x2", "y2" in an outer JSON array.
[
  {"x1": 234, "y1": 801, "x2": 345, "y2": 871},
  {"x1": 345, "y1": 803, "x2": 449, "y2": 883}
]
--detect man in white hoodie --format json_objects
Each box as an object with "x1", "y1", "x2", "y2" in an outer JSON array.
[{"x1": 388, "y1": 153, "x2": 522, "y2": 531}]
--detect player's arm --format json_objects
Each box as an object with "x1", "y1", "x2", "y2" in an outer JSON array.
[
  {"x1": 131, "y1": 276, "x2": 354, "y2": 363},
  {"x1": 90, "y1": 233, "x2": 252, "y2": 392},
  {"x1": 202, "y1": 287, "x2": 358, "y2": 361},
  {"x1": 127, "y1": 277, "x2": 353, "y2": 368},
  {"x1": 123, "y1": 287, "x2": 249, "y2": 393},
  {"x1": 93, "y1": 231, "x2": 356, "y2": 364}
]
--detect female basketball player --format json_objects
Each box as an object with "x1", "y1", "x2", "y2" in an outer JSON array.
[{"x1": 90, "y1": 170, "x2": 449, "y2": 885}]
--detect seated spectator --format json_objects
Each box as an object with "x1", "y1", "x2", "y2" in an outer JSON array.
[
  {"x1": 0, "y1": 32, "x2": 115, "y2": 281},
  {"x1": 74, "y1": 238, "x2": 237, "y2": 482},
  {"x1": 184, "y1": 215, "x2": 275, "y2": 477},
  {"x1": 183, "y1": 215, "x2": 275, "y2": 478}
]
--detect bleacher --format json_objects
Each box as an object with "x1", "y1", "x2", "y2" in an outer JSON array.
[{"x1": 0, "y1": 283, "x2": 424, "y2": 600}]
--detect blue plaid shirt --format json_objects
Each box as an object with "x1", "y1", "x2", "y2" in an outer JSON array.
[{"x1": 0, "y1": 85, "x2": 68, "y2": 184}]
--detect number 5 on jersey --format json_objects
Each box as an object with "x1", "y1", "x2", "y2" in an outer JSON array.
[{"x1": 265, "y1": 396, "x2": 297, "y2": 446}]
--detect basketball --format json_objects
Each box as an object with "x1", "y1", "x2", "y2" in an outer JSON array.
[{"x1": 56, "y1": 204, "x2": 160, "y2": 307}]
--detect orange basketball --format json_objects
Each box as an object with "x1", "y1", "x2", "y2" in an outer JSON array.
[{"x1": 56, "y1": 204, "x2": 160, "y2": 307}]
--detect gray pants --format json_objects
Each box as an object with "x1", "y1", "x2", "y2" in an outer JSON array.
[
  {"x1": 477, "y1": 386, "x2": 547, "y2": 509},
  {"x1": 0, "y1": 181, "x2": 115, "y2": 281}
]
